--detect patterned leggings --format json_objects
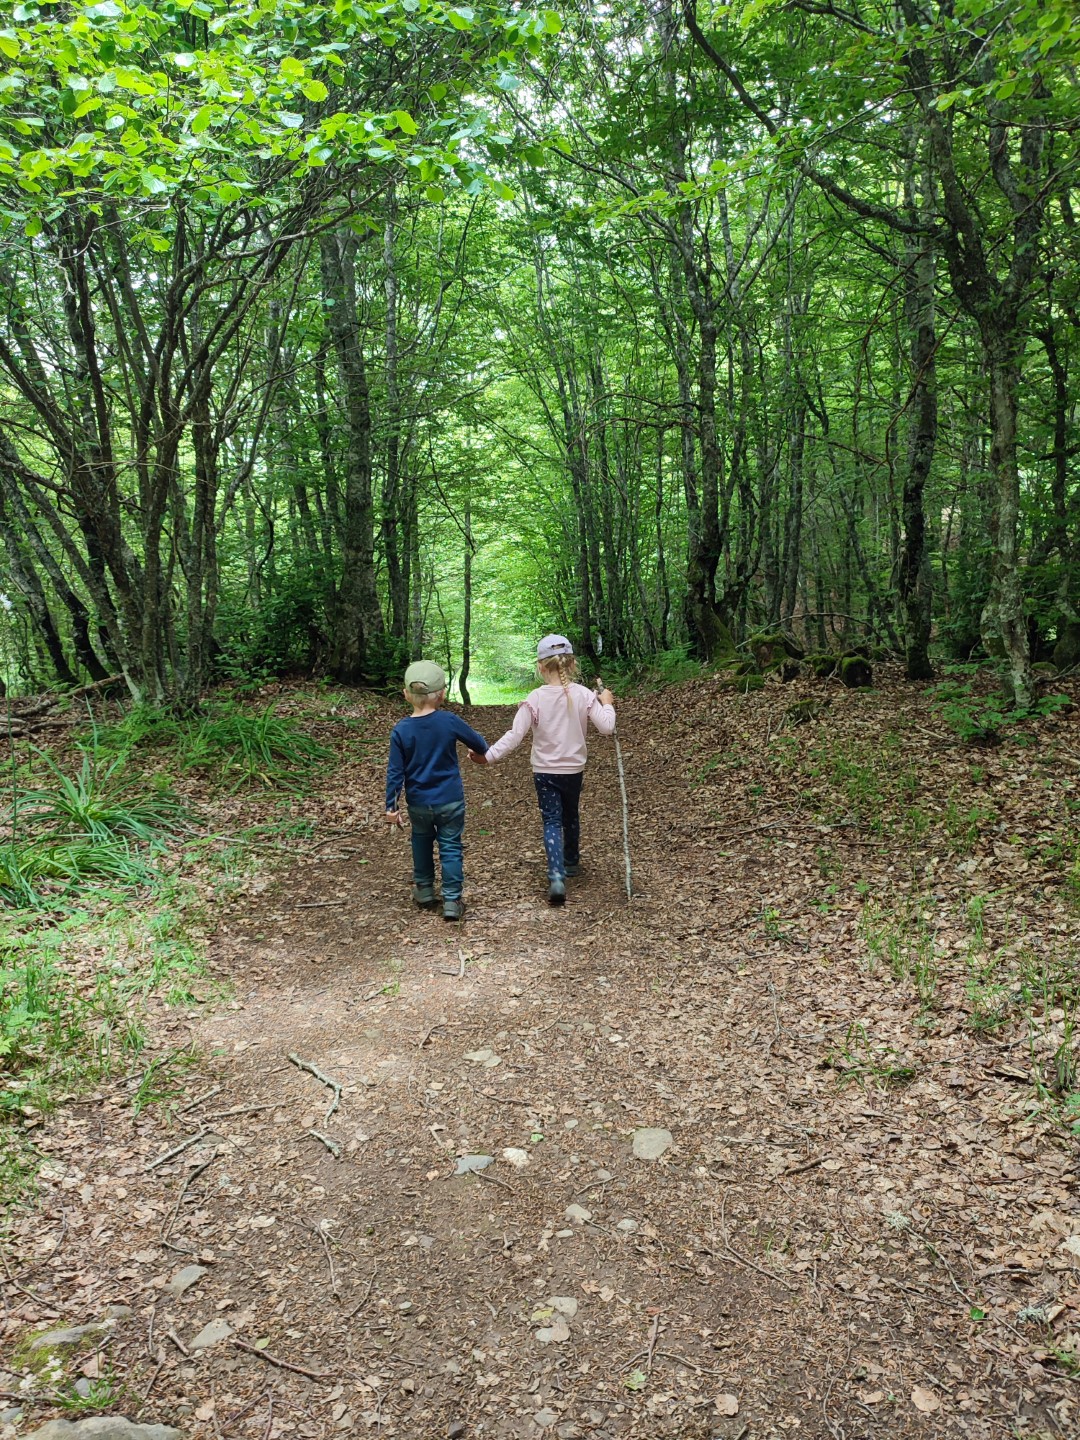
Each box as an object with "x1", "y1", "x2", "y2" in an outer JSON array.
[{"x1": 533, "y1": 772, "x2": 584, "y2": 879}]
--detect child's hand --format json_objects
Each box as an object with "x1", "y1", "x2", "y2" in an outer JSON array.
[
  {"x1": 468, "y1": 750, "x2": 487, "y2": 765},
  {"x1": 385, "y1": 809, "x2": 403, "y2": 827},
  {"x1": 599, "y1": 688, "x2": 615, "y2": 707}
]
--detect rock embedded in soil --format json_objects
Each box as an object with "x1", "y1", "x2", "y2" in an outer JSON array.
[
  {"x1": 165, "y1": 1265, "x2": 208, "y2": 1298},
  {"x1": 24, "y1": 1323, "x2": 113, "y2": 1354},
  {"x1": 25, "y1": 1422, "x2": 184, "y2": 1440},
  {"x1": 631, "y1": 1127, "x2": 673, "y2": 1160},
  {"x1": 189, "y1": 1319, "x2": 232, "y2": 1351},
  {"x1": 564, "y1": 1204, "x2": 591, "y2": 1224}
]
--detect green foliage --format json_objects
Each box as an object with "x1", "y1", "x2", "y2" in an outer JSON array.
[
  {"x1": 0, "y1": 935, "x2": 137, "y2": 1123},
  {"x1": 0, "y1": 0, "x2": 549, "y2": 226},
  {"x1": 18, "y1": 748, "x2": 185, "y2": 843},
  {"x1": 824, "y1": 1023, "x2": 917, "y2": 1089},
  {"x1": 182, "y1": 702, "x2": 332, "y2": 790},
  {"x1": 91, "y1": 699, "x2": 331, "y2": 791},
  {"x1": 931, "y1": 667, "x2": 1071, "y2": 743},
  {"x1": 600, "y1": 646, "x2": 705, "y2": 695}
]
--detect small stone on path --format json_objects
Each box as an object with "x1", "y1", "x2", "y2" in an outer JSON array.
[
  {"x1": 25, "y1": 1422, "x2": 184, "y2": 1440},
  {"x1": 165, "y1": 1265, "x2": 208, "y2": 1298},
  {"x1": 453, "y1": 1154, "x2": 492, "y2": 1175},
  {"x1": 26, "y1": 1323, "x2": 112, "y2": 1353},
  {"x1": 632, "y1": 1127, "x2": 672, "y2": 1160},
  {"x1": 564, "y1": 1204, "x2": 591, "y2": 1224},
  {"x1": 189, "y1": 1318, "x2": 232, "y2": 1351}
]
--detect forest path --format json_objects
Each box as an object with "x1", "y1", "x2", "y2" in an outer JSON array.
[{"x1": 6, "y1": 687, "x2": 1077, "y2": 1440}]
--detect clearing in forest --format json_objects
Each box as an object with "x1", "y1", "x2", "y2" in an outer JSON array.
[{"x1": 3, "y1": 672, "x2": 1080, "y2": 1440}]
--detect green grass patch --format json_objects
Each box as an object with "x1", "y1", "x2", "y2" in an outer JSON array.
[{"x1": 91, "y1": 699, "x2": 332, "y2": 792}]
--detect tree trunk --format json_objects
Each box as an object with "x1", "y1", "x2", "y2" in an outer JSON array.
[
  {"x1": 898, "y1": 153, "x2": 937, "y2": 682},
  {"x1": 459, "y1": 488, "x2": 473, "y2": 705},
  {"x1": 320, "y1": 230, "x2": 385, "y2": 683},
  {"x1": 979, "y1": 336, "x2": 1031, "y2": 707}
]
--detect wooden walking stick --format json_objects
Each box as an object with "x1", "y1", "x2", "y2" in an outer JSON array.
[{"x1": 596, "y1": 678, "x2": 632, "y2": 901}]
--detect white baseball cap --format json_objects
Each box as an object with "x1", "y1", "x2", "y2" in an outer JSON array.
[{"x1": 537, "y1": 634, "x2": 574, "y2": 660}]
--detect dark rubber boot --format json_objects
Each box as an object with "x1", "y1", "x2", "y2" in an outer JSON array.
[
  {"x1": 443, "y1": 898, "x2": 464, "y2": 922},
  {"x1": 547, "y1": 876, "x2": 566, "y2": 907}
]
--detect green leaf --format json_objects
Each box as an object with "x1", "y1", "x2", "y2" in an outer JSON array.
[
  {"x1": 543, "y1": 10, "x2": 562, "y2": 33},
  {"x1": 448, "y1": 6, "x2": 474, "y2": 28},
  {"x1": 301, "y1": 79, "x2": 328, "y2": 102},
  {"x1": 104, "y1": 112, "x2": 126, "y2": 131},
  {"x1": 140, "y1": 169, "x2": 168, "y2": 195},
  {"x1": 424, "y1": 184, "x2": 444, "y2": 201},
  {"x1": 497, "y1": 71, "x2": 519, "y2": 91},
  {"x1": 392, "y1": 109, "x2": 417, "y2": 134},
  {"x1": 191, "y1": 105, "x2": 213, "y2": 135},
  {"x1": 172, "y1": 52, "x2": 197, "y2": 70},
  {"x1": 0, "y1": 32, "x2": 20, "y2": 61},
  {"x1": 279, "y1": 55, "x2": 305, "y2": 80},
  {"x1": 24, "y1": 216, "x2": 41, "y2": 238},
  {"x1": 275, "y1": 111, "x2": 304, "y2": 129}
]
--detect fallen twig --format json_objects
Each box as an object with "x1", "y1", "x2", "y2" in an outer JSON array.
[
  {"x1": 288, "y1": 1052, "x2": 342, "y2": 1120},
  {"x1": 476, "y1": 1170, "x2": 515, "y2": 1194},
  {"x1": 645, "y1": 1313, "x2": 661, "y2": 1373},
  {"x1": 784, "y1": 1155, "x2": 826, "y2": 1177},
  {"x1": 201, "y1": 1102, "x2": 276, "y2": 1123},
  {"x1": 349, "y1": 1265, "x2": 378, "y2": 1318},
  {"x1": 308, "y1": 1129, "x2": 341, "y2": 1159},
  {"x1": 179, "y1": 1085, "x2": 223, "y2": 1115},
  {"x1": 145, "y1": 1130, "x2": 207, "y2": 1172},
  {"x1": 232, "y1": 1338, "x2": 333, "y2": 1381},
  {"x1": 314, "y1": 1223, "x2": 340, "y2": 1299},
  {"x1": 419, "y1": 1021, "x2": 446, "y2": 1049},
  {"x1": 165, "y1": 1328, "x2": 190, "y2": 1358},
  {"x1": 294, "y1": 900, "x2": 345, "y2": 909},
  {"x1": 161, "y1": 1153, "x2": 218, "y2": 1242}
]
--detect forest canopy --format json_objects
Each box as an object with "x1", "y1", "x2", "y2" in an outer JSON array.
[{"x1": 0, "y1": 0, "x2": 1077, "y2": 706}]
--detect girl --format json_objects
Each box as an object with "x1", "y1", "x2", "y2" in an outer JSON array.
[{"x1": 471, "y1": 635, "x2": 616, "y2": 905}]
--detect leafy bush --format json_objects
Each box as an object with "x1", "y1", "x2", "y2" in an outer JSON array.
[
  {"x1": 930, "y1": 666, "x2": 1070, "y2": 743},
  {"x1": 599, "y1": 646, "x2": 705, "y2": 694}
]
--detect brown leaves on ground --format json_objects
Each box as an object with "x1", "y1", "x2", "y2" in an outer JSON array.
[{"x1": 3, "y1": 669, "x2": 1080, "y2": 1440}]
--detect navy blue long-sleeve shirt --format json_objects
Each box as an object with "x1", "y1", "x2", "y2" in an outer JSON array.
[{"x1": 385, "y1": 709, "x2": 489, "y2": 811}]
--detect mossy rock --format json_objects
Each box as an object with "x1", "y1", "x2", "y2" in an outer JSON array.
[
  {"x1": 736, "y1": 673, "x2": 766, "y2": 693},
  {"x1": 748, "y1": 631, "x2": 804, "y2": 669},
  {"x1": 785, "y1": 698, "x2": 830, "y2": 726},
  {"x1": 12, "y1": 1322, "x2": 116, "y2": 1382},
  {"x1": 808, "y1": 653, "x2": 838, "y2": 678},
  {"x1": 1053, "y1": 621, "x2": 1080, "y2": 670},
  {"x1": 1033, "y1": 661, "x2": 1059, "y2": 677},
  {"x1": 838, "y1": 655, "x2": 873, "y2": 689},
  {"x1": 780, "y1": 660, "x2": 802, "y2": 683}
]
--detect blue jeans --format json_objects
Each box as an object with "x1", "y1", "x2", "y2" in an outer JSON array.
[
  {"x1": 533, "y1": 772, "x2": 583, "y2": 880},
  {"x1": 407, "y1": 800, "x2": 466, "y2": 901}
]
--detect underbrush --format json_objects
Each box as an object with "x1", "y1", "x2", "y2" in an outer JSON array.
[
  {"x1": 0, "y1": 697, "x2": 332, "y2": 1199},
  {"x1": 597, "y1": 646, "x2": 707, "y2": 695},
  {"x1": 90, "y1": 697, "x2": 332, "y2": 791}
]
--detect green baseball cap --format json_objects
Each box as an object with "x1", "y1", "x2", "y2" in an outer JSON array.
[{"x1": 404, "y1": 660, "x2": 447, "y2": 695}]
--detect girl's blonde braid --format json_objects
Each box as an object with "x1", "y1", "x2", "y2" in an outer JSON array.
[{"x1": 555, "y1": 652, "x2": 574, "y2": 710}]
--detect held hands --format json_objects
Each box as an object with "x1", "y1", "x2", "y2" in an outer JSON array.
[{"x1": 468, "y1": 750, "x2": 488, "y2": 764}]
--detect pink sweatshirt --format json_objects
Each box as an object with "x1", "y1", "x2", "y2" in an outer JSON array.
[{"x1": 485, "y1": 682, "x2": 616, "y2": 773}]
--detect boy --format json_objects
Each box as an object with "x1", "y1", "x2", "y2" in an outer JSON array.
[{"x1": 385, "y1": 660, "x2": 489, "y2": 921}]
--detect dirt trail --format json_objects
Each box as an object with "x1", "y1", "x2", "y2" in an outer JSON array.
[{"x1": 4, "y1": 686, "x2": 1079, "y2": 1440}]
